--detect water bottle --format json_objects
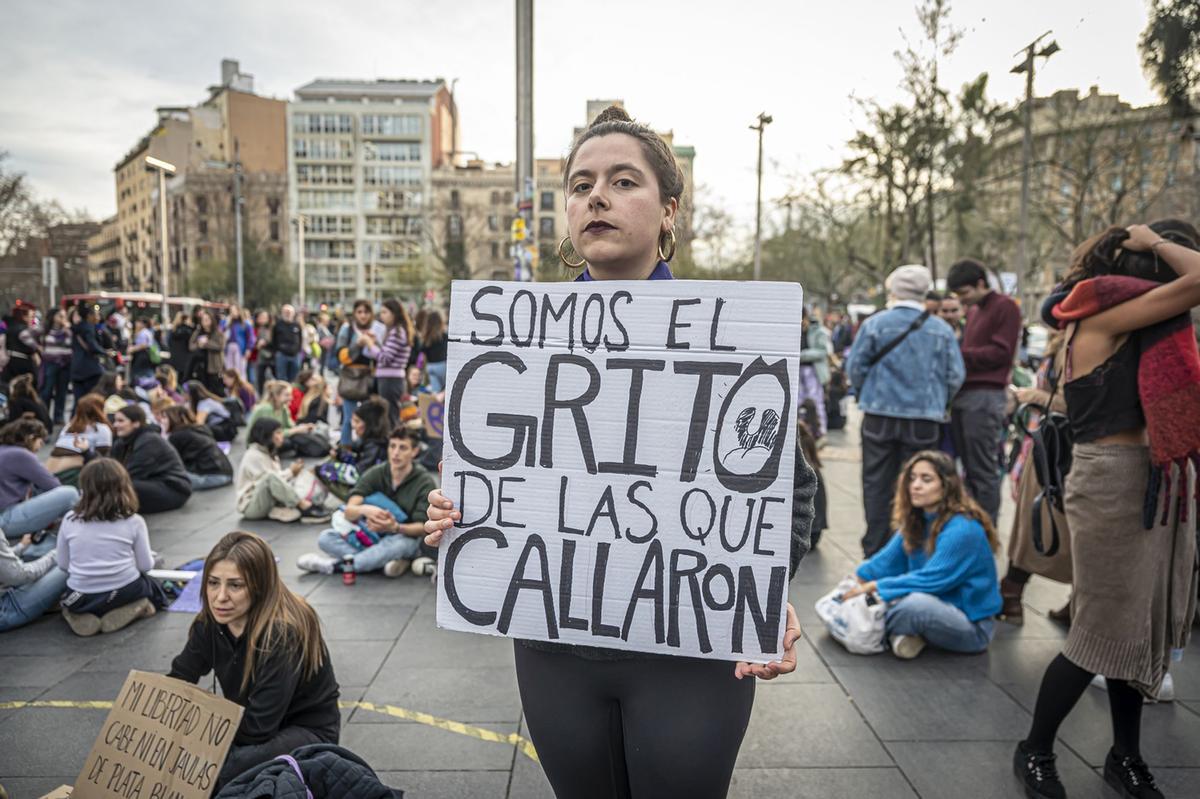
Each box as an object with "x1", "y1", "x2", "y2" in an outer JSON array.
[{"x1": 342, "y1": 554, "x2": 356, "y2": 586}]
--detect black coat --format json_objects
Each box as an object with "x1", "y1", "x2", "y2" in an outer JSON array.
[
  {"x1": 112, "y1": 424, "x2": 192, "y2": 495},
  {"x1": 168, "y1": 424, "x2": 233, "y2": 476},
  {"x1": 214, "y1": 744, "x2": 400, "y2": 799},
  {"x1": 70, "y1": 321, "x2": 105, "y2": 382},
  {"x1": 168, "y1": 323, "x2": 195, "y2": 380}
]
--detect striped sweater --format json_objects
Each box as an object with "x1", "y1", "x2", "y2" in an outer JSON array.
[{"x1": 368, "y1": 327, "x2": 412, "y2": 379}]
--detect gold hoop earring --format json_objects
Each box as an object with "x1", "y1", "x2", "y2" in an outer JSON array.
[
  {"x1": 657, "y1": 228, "x2": 677, "y2": 263},
  {"x1": 558, "y1": 236, "x2": 585, "y2": 268}
]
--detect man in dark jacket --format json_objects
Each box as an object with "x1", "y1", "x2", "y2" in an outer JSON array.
[
  {"x1": 70, "y1": 304, "x2": 108, "y2": 400},
  {"x1": 272, "y1": 304, "x2": 304, "y2": 383}
]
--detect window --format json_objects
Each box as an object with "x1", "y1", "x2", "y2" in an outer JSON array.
[
  {"x1": 362, "y1": 190, "x2": 422, "y2": 211},
  {"x1": 363, "y1": 141, "x2": 422, "y2": 162},
  {"x1": 197, "y1": 196, "x2": 208, "y2": 215},
  {"x1": 363, "y1": 165, "x2": 422, "y2": 187},
  {"x1": 305, "y1": 216, "x2": 355, "y2": 234},
  {"x1": 450, "y1": 190, "x2": 461, "y2": 210},
  {"x1": 365, "y1": 216, "x2": 422, "y2": 236},
  {"x1": 491, "y1": 242, "x2": 500, "y2": 259},
  {"x1": 540, "y1": 191, "x2": 555, "y2": 212},
  {"x1": 447, "y1": 213, "x2": 463, "y2": 238},
  {"x1": 364, "y1": 240, "x2": 419, "y2": 262},
  {"x1": 297, "y1": 164, "x2": 354, "y2": 186},
  {"x1": 292, "y1": 113, "x2": 353, "y2": 134},
  {"x1": 503, "y1": 191, "x2": 513, "y2": 204},
  {"x1": 298, "y1": 190, "x2": 355, "y2": 210},
  {"x1": 267, "y1": 198, "x2": 281, "y2": 216},
  {"x1": 490, "y1": 190, "x2": 501, "y2": 205},
  {"x1": 488, "y1": 214, "x2": 499, "y2": 232},
  {"x1": 305, "y1": 240, "x2": 356, "y2": 259},
  {"x1": 539, "y1": 217, "x2": 555, "y2": 238},
  {"x1": 270, "y1": 221, "x2": 280, "y2": 242},
  {"x1": 198, "y1": 219, "x2": 208, "y2": 236},
  {"x1": 293, "y1": 138, "x2": 353, "y2": 160},
  {"x1": 361, "y1": 114, "x2": 422, "y2": 136}
]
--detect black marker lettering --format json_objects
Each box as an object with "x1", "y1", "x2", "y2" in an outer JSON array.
[
  {"x1": 444, "y1": 528, "x2": 508, "y2": 626},
  {"x1": 469, "y1": 286, "x2": 504, "y2": 345},
  {"x1": 598, "y1": 358, "x2": 665, "y2": 478},
  {"x1": 667, "y1": 298, "x2": 702, "y2": 349}
]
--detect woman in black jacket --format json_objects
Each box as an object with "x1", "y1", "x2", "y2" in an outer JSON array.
[
  {"x1": 169, "y1": 531, "x2": 339, "y2": 790},
  {"x1": 168, "y1": 311, "x2": 196, "y2": 383},
  {"x1": 160, "y1": 405, "x2": 233, "y2": 491},
  {"x1": 70, "y1": 304, "x2": 108, "y2": 401},
  {"x1": 6, "y1": 374, "x2": 52, "y2": 431},
  {"x1": 110, "y1": 405, "x2": 192, "y2": 513}
]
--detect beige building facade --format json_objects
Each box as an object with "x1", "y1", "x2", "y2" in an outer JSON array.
[{"x1": 87, "y1": 215, "x2": 121, "y2": 290}]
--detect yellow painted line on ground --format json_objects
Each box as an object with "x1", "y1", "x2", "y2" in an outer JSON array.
[{"x1": 0, "y1": 699, "x2": 539, "y2": 763}]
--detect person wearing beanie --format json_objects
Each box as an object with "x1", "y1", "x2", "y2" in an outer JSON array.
[{"x1": 845, "y1": 264, "x2": 965, "y2": 556}]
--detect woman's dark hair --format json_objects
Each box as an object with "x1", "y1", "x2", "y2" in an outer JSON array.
[
  {"x1": 8, "y1": 373, "x2": 38, "y2": 401},
  {"x1": 162, "y1": 404, "x2": 198, "y2": 432},
  {"x1": 248, "y1": 417, "x2": 282, "y2": 452},
  {"x1": 94, "y1": 371, "x2": 121, "y2": 397},
  {"x1": 353, "y1": 396, "x2": 391, "y2": 442},
  {"x1": 420, "y1": 309, "x2": 445, "y2": 345},
  {"x1": 294, "y1": 368, "x2": 313, "y2": 391},
  {"x1": 1064, "y1": 219, "x2": 1200, "y2": 288},
  {"x1": 0, "y1": 418, "x2": 48, "y2": 449},
  {"x1": 197, "y1": 309, "x2": 215, "y2": 332},
  {"x1": 891, "y1": 450, "x2": 998, "y2": 555},
  {"x1": 185, "y1": 379, "x2": 224, "y2": 409},
  {"x1": 564, "y1": 105, "x2": 685, "y2": 206},
  {"x1": 73, "y1": 458, "x2": 138, "y2": 521},
  {"x1": 381, "y1": 298, "x2": 414, "y2": 345},
  {"x1": 78, "y1": 303, "x2": 97, "y2": 323},
  {"x1": 115, "y1": 404, "x2": 147, "y2": 428},
  {"x1": 353, "y1": 299, "x2": 373, "y2": 314}
]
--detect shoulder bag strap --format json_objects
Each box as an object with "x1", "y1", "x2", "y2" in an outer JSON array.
[{"x1": 866, "y1": 310, "x2": 931, "y2": 369}]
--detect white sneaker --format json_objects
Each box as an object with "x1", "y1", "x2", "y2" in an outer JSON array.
[
  {"x1": 890, "y1": 634, "x2": 926, "y2": 660},
  {"x1": 1091, "y1": 672, "x2": 1175, "y2": 703},
  {"x1": 297, "y1": 553, "x2": 338, "y2": 575},
  {"x1": 411, "y1": 556, "x2": 436, "y2": 576},
  {"x1": 268, "y1": 506, "x2": 302, "y2": 523},
  {"x1": 383, "y1": 559, "x2": 411, "y2": 578}
]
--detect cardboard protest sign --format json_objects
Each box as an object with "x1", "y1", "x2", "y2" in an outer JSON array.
[
  {"x1": 72, "y1": 670, "x2": 243, "y2": 799},
  {"x1": 419, "y1": 393, "x2": 445, "y2": 439},
  {"x1": 37, "y1": 788, "x2": 73, "y2": 799},
  {"x1": 436, "y1": 280, "x2": 803, "y2": 662}
]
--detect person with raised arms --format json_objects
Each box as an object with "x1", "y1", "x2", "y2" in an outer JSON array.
[{"x1": 422, "y1": 105, "x2": 814, "y2": 799}]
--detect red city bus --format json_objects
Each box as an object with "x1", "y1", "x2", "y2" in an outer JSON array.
[{"x1": 60, "y1": 292, "x2": 229, "y2": 320}]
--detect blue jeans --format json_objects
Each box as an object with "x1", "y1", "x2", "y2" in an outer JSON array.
[
  {"x1": 0, "y1": 567, "x2": 68, "y2": 632},
  {"x1": 339, "y1": 398, "x2": 359, "y2": 445},
  {"x1": 275, "y1": 352, "x2": 304, "y2": 384},
  {"x1": 426, "y1": 361, "x2": 447, "y2": 393},
  {"x1": 884, "y1": 592, "x2": 994, "y2": 654},
  {"x1": 40, "y1": 361, "x2": 70, "y2": 424},
  {"x1": 0, "y1": 485, "x2": 80, "y2": 540},
  {"x1": 188, "y1": 472, "x2": 233, "y2": 490},
  {"x1": 317, "y1": 528, "x2": 421, "y2": 573}
]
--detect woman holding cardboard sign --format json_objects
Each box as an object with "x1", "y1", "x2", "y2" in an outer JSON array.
[
  {"x1": 424, "y1": 106, "x2": 814, "y2": 799},
  {"x1": 168, "y1": 531, "x2": 340, "y2": 789}
]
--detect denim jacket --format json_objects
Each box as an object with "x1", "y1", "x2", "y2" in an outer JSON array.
[{"x1": 845, "y1": 303, "x2": 964, "y2": 422}]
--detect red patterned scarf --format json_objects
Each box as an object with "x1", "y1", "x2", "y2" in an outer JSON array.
[{"x1": 1048, "y1": 275, "x2": 1200, "y2": 525}]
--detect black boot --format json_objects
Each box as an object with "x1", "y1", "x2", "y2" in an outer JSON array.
[
  {"x1": 1013, "y1": 741, "x2": 1066, "y2": 798},
  {"x1": 1103, "y1": 750, "x2": 1163, "y2": 798}
]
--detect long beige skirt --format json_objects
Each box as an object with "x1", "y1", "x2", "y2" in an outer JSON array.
[{"x1": 1062, "y1": 443, "x2": 1197, "y2": 695}]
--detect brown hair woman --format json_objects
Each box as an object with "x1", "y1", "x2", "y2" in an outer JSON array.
[{"x1": 168, "y1": 531, "x2": 339, "y2": 790}]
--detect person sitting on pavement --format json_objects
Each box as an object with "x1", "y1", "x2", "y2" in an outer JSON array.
[
  {"x1": 0, "y1": 527, "x2": 67, "y2": 633},
  {"x1": 316, "y1": 396, "x2": 390, "y2": 501},
  {"x1": 168, "y1": 531, "x2": 340, "y2": 791},
  {"x1": 57, "y1": 458, "x2": 168, "y2": 637},
  {"x1": 156, "y1": 364, "x2": 186, "y2": 404},
  {"x1": 236, "y1": 418, "x2": 330, "y2": 524},
  {"x1": 93, "y1": 370, "x2": 129, "y2": 419},
  {"x1": 840, "y1": 449, "x2": 1002, "y2": 659},
  {"x1": 0, "y1": 418, "x2": 79, "y2": 558},
  {"x1": 6, "y1": 374, "x2": 52, "y2": 432},
  {"x1": 185, "y1": 379, "x2": 237, "y2": 442},
  {"x1": 110, "y1": 404, "x2": 193, "y2": 514},
  {"x1": 298, "y1": 425, "x2": 437, "y2": 578},
  {"x1": 294, "y1": 372, "x2": 331, "y2": 428},
  {"x1": 844, "y1": 264, "x2": 965, "y2": 557},
  {"x1": 222, "y1": 367, "x2": 257, "y2": 413},
  {"x1": 44, "y1": 394, "x2": 113, "y2": 487},
  {"x1": 160, "y1": 405, "x2": 234, "y2": 491},
  {"x1": 247, "y1": 380, "x2": 317, "y2": 458}
]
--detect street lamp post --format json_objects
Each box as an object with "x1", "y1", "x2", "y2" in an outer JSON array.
[
  {"x1": 295, "y1": 213, "x2": 307, "y2": 310},
  {"x1": 750, "y1": 112, "x2": 772, "y2": 281},
  {"x1": 1011, "y1": 32, "x2": 1059, "y2": 305},
  {"x1": 145, "y1": 155, "x2": 176, "y2": 328}
]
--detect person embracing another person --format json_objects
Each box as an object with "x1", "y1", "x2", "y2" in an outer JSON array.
[{"x1": 839, "y1": 450, "x2": 1001, "y2": 659}]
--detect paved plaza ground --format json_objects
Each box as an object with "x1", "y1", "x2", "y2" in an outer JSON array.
[{"x1": 2, "y1": 414, "x2": 1199, "y2": 798}]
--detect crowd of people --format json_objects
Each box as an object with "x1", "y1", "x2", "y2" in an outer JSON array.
[{"x1": 2, "y1": 102, "x2": 1198, "y2": 799}]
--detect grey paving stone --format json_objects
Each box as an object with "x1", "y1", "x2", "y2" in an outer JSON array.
[
  {"x1": 325, "y1": 639, "x2": 394, "y2": 687},
  {"x1": 833, "y1": 666, "x2": 1030, "y2": 741},
  {"x1": 0, "y1": 656, "x2": 94, "y2": 689},
  {"x1": 505, "y1": 715, "x2": 554, "y2": 799},
  {"x1": 1153, "y1": 767, "x2": 1200, "y2": 795},
  {"x1": 989, "y1": 606, "x2": 1069, "y2": 641},
  {"x1": 753, "y1": 636, "x2": 836, "y2": 685},
  {"x1": 1047, "y1": 688, "x2": 1200, "y2": 768},
  {"x1": 0, "y1": 777, "x2": 79, "y2": 798},
  {"x1": 305, "y1": 571, "x2": 434, "y2": 606},
  {"x1": 360, "y1": 666, "x2": 522, "y2": 724},
  {"x1": 0, "y1": 707, "x2": 103, "y2": 777},
  {"x1": 981, "y1": 637, "x2": 1065, "y2": 691},
  {"x1": 387, "y1": 621, "x2": 516, "y2": 671},
  {"x1": 727, "y1": 767, "x2": 918, "y2": 798},
  {"x1": 736, "y1": 684, "x2": 892, "y2": 768},
  {"x1": 375, "y1": 770, "x2": 511, "y2": 799},
  {"x1": 38, "y1": 670, "x2": 129, "y2": 702},
  {"x1": 316, "y1": 603, "x2": 420, "y2": 641},
  {"x1": 810, "y1": 630, "x2": 986, "y2": 678},
  {"x1": 341, "y1": 719, "x2": 520, "y2": 771},
  {"x1": 886, "y1": 740, "x2": 1112, "y2": 799}
]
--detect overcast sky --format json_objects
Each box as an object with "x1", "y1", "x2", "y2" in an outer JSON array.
[{"x1": 1, "y1": 0, "x2": 1157, "y2": 231}]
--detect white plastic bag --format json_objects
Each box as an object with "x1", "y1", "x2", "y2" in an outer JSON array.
[{"x1": 814, "y1": 575, "x2": 888, "y2": 655}]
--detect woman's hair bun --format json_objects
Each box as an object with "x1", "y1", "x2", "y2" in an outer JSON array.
[{"x1": 591, "y1": 105, "x2": 633, "y2": 127}]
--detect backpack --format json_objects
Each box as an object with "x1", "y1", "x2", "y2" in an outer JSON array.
[{"x1": 222, "y1": 396, "x2": 246, "y2": 427}]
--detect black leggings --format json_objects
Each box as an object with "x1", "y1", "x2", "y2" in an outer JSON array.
[
  {"x1": 1025, "y1": 654, "x2": 1143, "y2": 757},
  {"x1": 132, "y1": 479, "x2": 190, "y2": 514},
  {"x1": 514, "y1": 643, "x2": 755, "y2": 799}
]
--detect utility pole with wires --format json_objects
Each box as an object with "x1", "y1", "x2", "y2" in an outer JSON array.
[
  {"x1": 1011, "y1": 31, "x2": 1059, "y2": 296},
  {"x1": 750, "y1": 112, "x2": 772, "y2": 280}
]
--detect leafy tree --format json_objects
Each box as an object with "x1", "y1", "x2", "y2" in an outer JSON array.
[
  {"x1": 1140, "y1": 0, "x2": 1200, "y2": 116},
  {"x1": 186, "y1": 234, "x2": 296, "y2": 309}
]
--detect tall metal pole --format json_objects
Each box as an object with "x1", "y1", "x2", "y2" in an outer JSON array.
[
  {"x1": 515, "y1": 0, "x2": 534, "y2": 281},
  {"x1": 146, "y1": 157, "x2": 176, "y2": 326},
  {"x1": 750, "y1": 112, "x2": 772, "y2": 281},
  {"x1": 296, "y1": 215, "x2": 306, "y2": 310},
  {"x1": 234, "y1": 140, "x2": 245, "y2": 308},
  {"x1": 1012, "y1": 32, "x2": 1057, "y2": 304}
]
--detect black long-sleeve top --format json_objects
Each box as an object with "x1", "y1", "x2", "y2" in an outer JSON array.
[{"x1": 168, "y1": 617, "x2": 340, "y2": 746}]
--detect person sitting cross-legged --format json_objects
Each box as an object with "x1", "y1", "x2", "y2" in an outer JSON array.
[
  {"x1": 298, "y1": 426, "x2": 436, "y2": 578},
  {"x1": 840, "y1": 449, "x2": 1002, "y2": 659}
]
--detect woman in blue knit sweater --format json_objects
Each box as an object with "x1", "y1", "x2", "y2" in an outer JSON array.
[{"x1": 842, "y1": 449, "x2": 1001, "y2": 659}]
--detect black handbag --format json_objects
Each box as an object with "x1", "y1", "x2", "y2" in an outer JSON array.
[
  {"x1": 338, "y1": 364, "x2": 373, "y2": 401},
  {"x1": 1018, "y1": 371, "x2": 1073, "y2": 557}
]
